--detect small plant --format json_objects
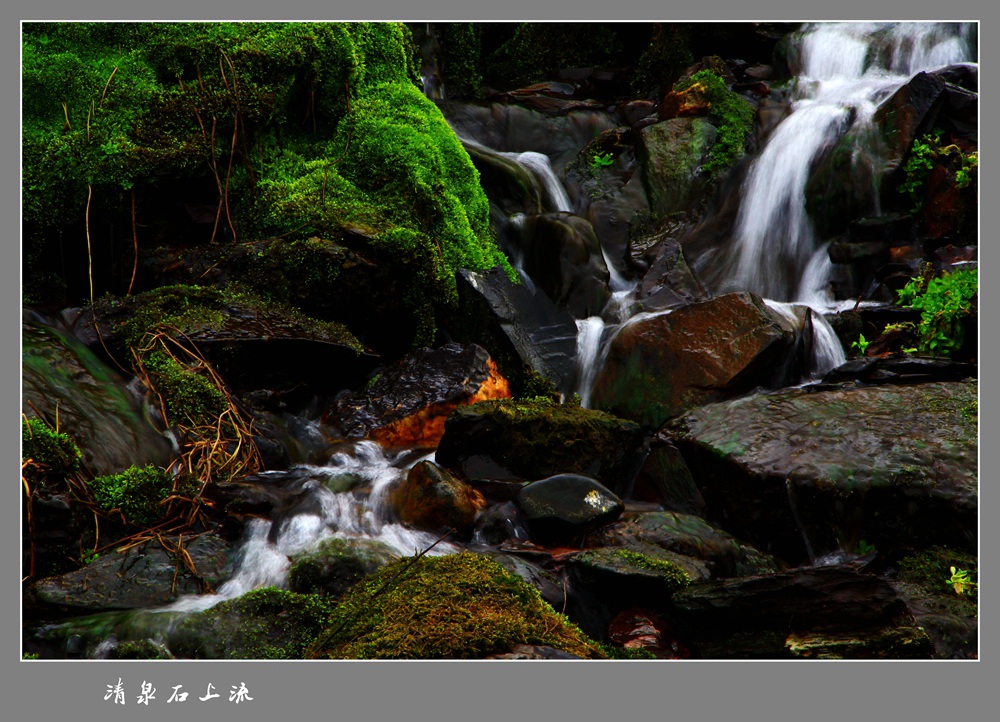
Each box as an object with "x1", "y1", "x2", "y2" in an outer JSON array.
[
  {"x1": 855, "y1": 539, "x2": 876, "y2": 555},
  {"x1": 948, "y1": 566, "x2": 976, "y2": 596},
  {"x1": 590, "y1": 152, "x2": 615, "y2": 169},
  {"x1": 898, "y1": 129, "x2": 942, "y2": 212},
  {"x1": 851, "y1": 334, "x2": 870, "y2": 355},
  {"x1": 896, "y1": 268, "x2": 977, "y2": 357},
  {"x1": 82, "y1": 551, "x2": 101, "y2": 565}
]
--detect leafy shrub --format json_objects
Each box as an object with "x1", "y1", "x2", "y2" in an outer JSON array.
[{"x1": 896, "y1": 268, "x2": 977, "y2": 357}]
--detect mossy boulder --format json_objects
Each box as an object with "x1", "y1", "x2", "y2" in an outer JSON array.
[
  {"x1": 310, "y1": 552, "x2": 605, "y2": 659},
  {"x1": 87, "y1": 464, "x2": 194, "y2": 527},
  {"x1": 288, "y1": 537, "x2": 398, "y2": 597},
  {"x1": 23, "y1": 22, "x2": 514, "y2": 345},
  {"x1": 636, "y1": 117, "x2": 717, "y2": 218},
  {"x1": 388, "y1": 460, "x2": 487, "y2": 535},
  {"x1": 665, "y1": 379, "x2": 978, "y2": 564},
  {"x1": 436, "y1": 398, "x2": 644, "y2": 493},
  {"x1": 21, "y1": 417, "x2": 82, "y2": 488},
  {"x1": 566, "y1": 545, "x2": 692, "y2": 612},
  {"x1": 170, "y1": 587, "x2": 335, "y2": 659}
]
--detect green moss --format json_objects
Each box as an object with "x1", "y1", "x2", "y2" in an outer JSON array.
[
  {"x1": 24, "y1": 22, "x2": 513, "y2": 345},
  {"x1": 173, "y1": 586, "x2": 336, "y2": 659},
  {"x1": 598, "y1": 642, "x2": 658, "y2": 660},
  {"x1": 438, "y1": 23, "x2": 482, "y2": 98},
  {"x1": 672, "y1": 69, "x2": 754, "y2": 178},
  {"x1": 616, "y1": 549, "x2": 691, "y2": 589},
  {"x1": 106, "y1": 639, "x2": 173, "y2": 659},
  {"x1": 87, "y1": 464, "x2": 182, "y2": 526},
  {"x1": 21, "y1": 417, "x2": 82, "y2": 485},
  {"x1": 142, "y1": 350, "x2": 227, "y2": 426},
  {"x1": 313, "y1": 552, "x2": 605, "y2": 659},
  {"x1": 898, "y1": 547, "x2": 978, "y2": 602}
]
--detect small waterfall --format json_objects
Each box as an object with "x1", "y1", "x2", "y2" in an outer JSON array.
[
  {"x1": 510, "y1": 151, "x2": 574, "y2": 213},
  {"x1": 161, "y1": 441, "x2": 457, "y2": 615},
  {"x1": 703, "y1": 22, "x2": 975, "y2": 309}
]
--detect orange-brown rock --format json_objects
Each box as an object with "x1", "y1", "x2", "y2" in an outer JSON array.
[
  {"x1": 657, "y1": 82, "x2": 712, "y2": 121},
  {"x1": 389, "y1": 460, "x2": 486, "y2": 534},
  {"x1": 324, "y1": 343, "x2": 511, "y2": 448}
]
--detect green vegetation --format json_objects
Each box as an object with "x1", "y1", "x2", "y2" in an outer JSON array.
[
  {"x1": 898, "y1": 130, "x2": 978, "y2": 212},
  {"x1": 311, "y1": 552, "x2": 604, "y2": 659},
  {"x1": 438, "y1": 23, "x2": 482, "y2": 98},
  {"x1": 173, "y1": 587, "x2": 335, "y2": 659},
  {"x1": 484, "y1": 23, "x2": 623, "y2": 89},
  {"x1": 631, "y1": 23, "x2": 694, "y2": 96},
  {"x1": 672, "y1": 69, "x2": 754, "y2": 178},
  {"x1": 21, "y1": 417, "x2": 82, "y2": 486},
  {"x1": 23, "y1": 22, "x2": 514, "y2": 346},
  {"x1": 616, "y1": 549, "x2": 691, "y2": 590},
  {"x1": 590, "y1": 151, "x2": 615, "y2": 169},
  {"x1": 851, "y1": 334, "x2": 870, "y2": 355},
  {"x1": 897, "y1": 546, "x2": 977, "y2": 616},
  {"x1": 855, "y1": 539, "x2": 876, "y2": 555},
  {"x1": 896, "y1": 267, "x2": 977, "y2": 357},
  {"x1": 948, "y1": 566, "x2": 976, "y2": 596},
  {"x1": 87, "y1": 464, "x2": 191, "y2": 526}
]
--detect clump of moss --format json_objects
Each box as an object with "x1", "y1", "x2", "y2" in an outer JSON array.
[
  {"x1": 897, "y1": 546, "x2": 977, "y2": 618},
  {"x1": 87, "y1": 464, "x2": 180, "y2": 526},
  {"x1": 22, "y1": 417, "x2": 82, "y2": 486},
  {"x1": 438, "y1": 23, "x2": 482, "y2": 98},
  {"x1": 106, "y1": 639, "x2": 173, "y2": 660},
  {"x1": 141, "y1": 350, "x2": 227, "y2": 426},
  {"x1": 312, "y1": 552, "x2": 605, "y2": 659},
  {"x1": 616, "y1": 549, "x2": 691, "y2": 590},
  {"x1": 672, "y1": 69, "x2": 754, "y2": 178},
  {"x1": 172, "y1": 587, "x2": 335, "y2": 659}
]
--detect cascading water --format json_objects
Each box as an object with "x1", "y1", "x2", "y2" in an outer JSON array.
[{"x1": 698, "y1": 21, "x2": 976, "y2": 308}]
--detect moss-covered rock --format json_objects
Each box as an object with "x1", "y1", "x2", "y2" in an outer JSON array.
[
  {"x1": 23, "y1": 22, "x2": 514, "y2": 346},
  {"x1": 171, "y1": 587, "x2": 335, "y2": 659},
  {"x1": 310, "y1": 552, "x2": 605, "y2": 659},
  {"x1": 436, "y1": 398, "x2": 644, "y2": 493},
  {"x1": 87, "y1": 465, "x2": 196, "y2": 527},
  {"x1": 288, "y1": 537, "x2": 398, "y2": 597},
  {"x1": 21, "y1": 417, "x2": 82, "y2": 487}
]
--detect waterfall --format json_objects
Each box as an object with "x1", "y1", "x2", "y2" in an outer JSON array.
[{"x1": 702, "y1": 22, "x2": 976, "y2": 309}]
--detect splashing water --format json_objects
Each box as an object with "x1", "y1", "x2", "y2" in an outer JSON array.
[{"x1": 703, "y1": 22, "x2": 976, "y2": 308}]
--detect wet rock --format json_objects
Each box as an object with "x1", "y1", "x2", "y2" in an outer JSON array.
[
  {"x1": 820, "y1": 356, "x2": 977, "y2": 385},
  {"x1": 636, "y1": 117, "x2": 717, "y2": 217},
  {"x1": 874, "y1": 71, "x2": 947, "y2": 167},
  {"x1": 22, "y1": 314, "x2": 174, "y2": 477},
  {"x1": 453, "y1": 267, "x2": 579, "y2": 396},
  {"x1": 484, "y1": 644, "x2": 584, "y2": 660},
  {"x1": 587, "y1": 511, "x2": 777, "y2": 579},
  {"x1": 513, "y1": 212, "x2": 612, "y2": 318},
  {"x1": 388, "y1": 460, "x2": 487, "y2": 536},
  {"x1": 665, "y1": 379, "x2": 978, "y2": 563},
  {"x1": 515, "y1": 474, "x2": 624, "y2": 543},
  {"x1": 607, "y1": 607, "x2": 691, "y2": 659},
  {"x1": 592, "y1": 292, "x2": 799, "y2": 427},
  {"x1": 323, "y1": 343, "x2": 511, "y2": 448},
  {"x1": 472, "y1": 502, "x2": 530, "y2": 546},
  {"x1": 485, "y1": 551, "x2": 566, "y2": 610},
  {"x1": 628, "y1": 434, "x2": 706, "y2": 515},
  {"x1": 28, "y1": 534, "x2": 234, "y2": 611},
  {"x1": 436, "y1": 398, "x2": 645, "y2": 492},
  {"x1": 92, "y1": 285, "x2": 379, "y2": 394},
  {"x1": 635, "y1": 234, "x2": 712, "y2": 312},
  {"x1": 566, "y1": 544, "x2": 695, "y2": 605},
  {"x1": 288, "y1": 537, "x2": 398, "y2": 598},
  {"x1": 657, "y1": 81, "x2": 713, "y2": 120},
  {"x1": 672, "y1": 565, "x2": 933, "y2": 659}
]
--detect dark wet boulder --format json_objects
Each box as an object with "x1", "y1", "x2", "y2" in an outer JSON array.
[
  {"x1": 635, "y1": 234, "x2": 712, "y2": 312},
  {"x1": 323, "y1": 343, "x2": 511, "y2": 448},
  {"x1": 565, "y1": 545, "x2": 693, "y2": 611},
  {"x1": 436, "y1": 398, "x2": 645, "y2": 491},
  {"x1": 665, "y1": 379, "x2": 978, "y2": 563},
  {"x1": 636, "y1": 117, "x2": 717, "y2": 217},
  {"x1": 627, "y1": 434, "x2": 706, "y2": 515},
  {"x1": 485, "y1": 551, "x2": 566, "y2": 610},
  {"x1": 820, "y1": 356, "x2": 977, "y2": 385},
  {"x1": 512, "y1": 212, "x2": 612, "y2": 318},
  {"x1": 591, "y1": 292, "x2": 800, "y2": 428},
  {"x1": 388, "y1": 460, "x2": 487, "y2": 536},
  {"x1": 28, "y1": 534, "x2": 234, "y2": 611},
  {"x1": 484, "y1": 644, "x2": 584, "y2": 660},
  {"x1": 515, "y1": 474, "x2": 624, "y2": 543},
  {"x1": 607, "y1": 607, "x2": 690, "y2": 659},
  {"x1": 453, "y1": 266, "x2": 579, "y2": 396},
  {"x1": 471, "y1": 501, "x2": 530, "y2": 546},
  {"x1": 874, "y1": 71, "x2": 948, "y2": 167},
  {"x1": 92, "y1": 284, "x2": 378, "y2": 395},
  {"x1": 587, "y1": 511, "x2": 778, "y2": 579},
  {"x1": 672, "y1": 565, "x2": 933, "y2": 659},
  {"x1": 288, "y1": 537, "x2": 398, "y2": 598}
]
